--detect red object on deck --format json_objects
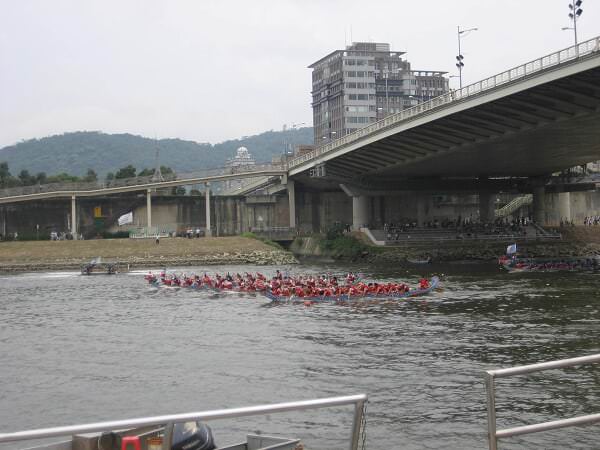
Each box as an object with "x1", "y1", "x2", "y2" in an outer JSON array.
[{"x1": 121, "y1": 436, "x2": 141, "y2": 450}]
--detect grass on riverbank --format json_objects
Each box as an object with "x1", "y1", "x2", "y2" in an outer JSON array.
[
  {"x1": 0, "y1": 237, "x2": 278, "y2": 264},
  {"x1": 240, "y1": 232, "x2": 283, "y2": 250}
]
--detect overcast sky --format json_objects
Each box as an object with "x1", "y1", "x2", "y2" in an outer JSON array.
[{"x1": 1, "y1": 0, "x2": 598, "y2": 148}]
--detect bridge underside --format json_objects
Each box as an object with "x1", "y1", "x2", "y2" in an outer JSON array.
[{"x1": 297, "y1": 65, "x2": 600, "y2": 189}]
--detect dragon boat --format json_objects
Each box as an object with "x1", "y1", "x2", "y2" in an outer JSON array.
[
  {"x1": 263, "y1": 276, "x2": 440, "y2": 304},
  {"x1": 144, "y1": 271, "x2": 362, "y2": 292},
  {"x1": 498, "y1": 255, "x2": 600, "y2": 273}
]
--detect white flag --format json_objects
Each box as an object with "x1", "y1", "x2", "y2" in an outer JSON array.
[
  {"x1": 118, "y1": 212, "x2": 133, "y2": 226},
  {"x1": 506, "y1": 243, "x2": 517, "y2": 255}
]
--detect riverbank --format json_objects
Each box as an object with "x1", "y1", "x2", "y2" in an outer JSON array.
[
  {"x1": 0, "y1": 237, "x2": 298, "y2": 272},
  {"x1": 290, "y1": 227, "x2": 600, "y2": 264}
]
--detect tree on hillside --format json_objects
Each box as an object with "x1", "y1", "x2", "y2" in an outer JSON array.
[
  {"x1": 18, "y1": 169, "x2": 36, "y2": 186},
  {"x1": 114, "y1": 165, "x2": 136, "y2": 179},
  {"x1": 0, "y1": 162, "x2": 10, "y2": 180},
  {"x1": 83, "y1": 169, "x2": 98, "y2": 182},
  {"x1": 47, "y1": 173, "x2": 80, "y2": 183},
  {"x1": 36, "y1": 172, "x2": 47, "y2": 184},
  {"x1": 138, "y1": 166, "x2": 176, "y2": 178},
  {"x1": 106, "y1": 172, "x2": 114, "y2": 181},
  {"x1": 137, "y1": 168, "x2": 154, "y2": 177},
  {"x1": 161, "y1": 165, "x2": 174, "y2": 176},
  {"x1": 0, "y1": 162, "x2": 20, "y2": 187}
]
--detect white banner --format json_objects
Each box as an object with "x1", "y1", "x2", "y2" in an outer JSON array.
[{"x1": 118, "y1": 212, "x2": 133, "y2": 226}]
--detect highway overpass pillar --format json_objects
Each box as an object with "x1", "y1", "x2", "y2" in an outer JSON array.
[
  {"x1": 558, "y1": 192, "x2": 571, "y2": 223},
  {"x1": 146, "y1": 189, "x2": 152, "y2": 229},
  {"x1": 416, "y1": 193, "x2": 426, "y2": 227},
  {"x1": 352, "y1": 195, "x2": 369, "y2": 230},
  {"x1": 533, "y1": 185, "x2": 546, "y2": 225},
  {"x1": 71, "y1": 195, "x2": 78, "y2": 240},
  {"x1": 479, "y1": 193, "x2": 495, "y2": 223},
  {"x1": 287, "y1": 180, "x2": 296, "y2": 229},
  {"x1": 205, "y1": 182, "x2": 212, "y2": 237}
]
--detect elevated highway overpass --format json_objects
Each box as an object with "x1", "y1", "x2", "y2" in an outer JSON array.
[
  {"x1": 285, "y1": 36, "x2": 600, "y2": 229},
  {"x1": 0, "y1": 164, "x2": 285, "y2": 237},
  {"x1": 289, "y1": 36, "x2": 600, "y2": 185}
]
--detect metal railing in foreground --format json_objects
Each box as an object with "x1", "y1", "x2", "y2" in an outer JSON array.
[
  {"x1": 485, "y1": 354, "x2": 600, "y2": 450},
  {"x1": 0, "y1": 394, "x2": 368, "y2": 450},
  {"x1": 288, "y1": 35, "x2": 600, "y2": 171}
]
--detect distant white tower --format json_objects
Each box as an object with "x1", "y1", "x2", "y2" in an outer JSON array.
[{"x1": 225, "y1": 147, "x2": 256, "y2": 190}]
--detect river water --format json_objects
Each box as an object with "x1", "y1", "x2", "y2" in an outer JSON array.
[{"x1": 1, "y1": 261, "x2": 599, "y2": 450}]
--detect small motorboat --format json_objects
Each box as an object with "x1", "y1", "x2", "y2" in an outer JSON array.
[
  {"x1": 81, "y1": 257, "x2": 120, "y2": 275},
  {"x1": 499, "y1": 255, "x2": 600, "y2": 273}
]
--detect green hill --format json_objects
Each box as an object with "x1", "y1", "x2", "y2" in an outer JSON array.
[{"x1": 0, "y1": 128, "x2": 313, "y2": 177}]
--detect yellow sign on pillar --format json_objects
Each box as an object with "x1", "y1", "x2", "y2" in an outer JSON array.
[{"x1": 94, "y1": 206, "x2": 102, "y2": 218}]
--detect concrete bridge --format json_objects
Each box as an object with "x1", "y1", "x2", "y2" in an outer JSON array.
[
  {"x1": 1, "y1": 37, "x2": 600, "y2": 238},
  {"x1": 287, "y1": 36, "x2": 600, "y2": 230}
]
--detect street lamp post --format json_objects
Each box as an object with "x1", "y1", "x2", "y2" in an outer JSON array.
[
  {"x1": 384, "y1": 72, "x2": 389, "y2": 116},
  {"x1": 382, "y1": 69, "x2": 400, "y2": 117},
  {"x1": 456, "y1": 26, "x2": 478, "y2": 89},
  {"x1": 564, "y1": 0, "x2": 583, "y2": 50}
]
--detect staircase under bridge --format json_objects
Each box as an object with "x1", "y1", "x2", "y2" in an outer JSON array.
[{"x1": 495, "y1": 194, "x2": 533, "y2": 218}]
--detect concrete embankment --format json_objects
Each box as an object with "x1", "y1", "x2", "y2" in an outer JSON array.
[
  {"x1": 0, "y1": 237, "x2": 298, "y2": 272},
  {"x1": 289, "y1": 228, "x2": 600, "y2": 263}
]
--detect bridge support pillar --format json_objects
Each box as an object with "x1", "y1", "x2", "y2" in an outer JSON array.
[
  {"x1": 71, "y1": 195, "x2": 78, "y2": 240},
  {"x1": 352, "y1": 195, "x2": 369, "y2": 230},
  {"x1": 416, "y1": 193, "x2": 426, "y2": 227},
  {"x1": 1, "y1": 206, "x2": 5, "y2": 238},
  {"x1": 205, "y1": 182, "x2": 212, "y2": 237},
  {"x1": 146, "y1": 189, "x2": 152, "y2": 229},
  {"x1": 533, "y1": 185, "x2": 546, "y2": 225},
  {"x1": 479, "y1": 193, "x2": 495, "y2": 223},
  {"x1": 287, "y1": 180, "x2": 296, "y2": 229},
  {"x1": 558, "y1": 192, "x2": 571, "y2": 224}
]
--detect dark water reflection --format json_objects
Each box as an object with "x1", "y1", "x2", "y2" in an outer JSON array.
[{"x1": 0, "y1": 262, "x2": 599, "y2": 449}]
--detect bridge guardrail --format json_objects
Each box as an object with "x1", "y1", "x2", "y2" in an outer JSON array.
[{"x1": 288, "y1": 35, "x2": 600, "y2": 171}]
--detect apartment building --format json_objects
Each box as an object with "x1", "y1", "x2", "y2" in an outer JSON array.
[{"x1": 309, "y1": 42, "x2": 449, "y2": 145}]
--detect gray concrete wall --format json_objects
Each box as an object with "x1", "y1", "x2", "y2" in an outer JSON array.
[
  {"x1": 545, "y1": 191, "x2": 600, "y2": 226},
  {"x1": 0, "y1": 196, "x2": 147, "y2": 239},
  {"x1": 295, "y1": 190, "x2": 352, "y2": 233},
  {"x1": 378, "y1": 193, "x2": 480, "y2": 226}
]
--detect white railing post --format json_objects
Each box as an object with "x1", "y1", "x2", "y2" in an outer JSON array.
[
  {"x1": 486, "y1": 354, "x2": 600, "y2": 449},
  {"x1": 485, "y1": 372, "x2": 498, "y2": 450},
  {"x1": 349, "y1": 398, "x2": 366, "y2": 450}
]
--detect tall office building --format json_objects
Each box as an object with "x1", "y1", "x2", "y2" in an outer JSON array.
[{"x1": 309, "y1": 42, "x2": 449, "y2": 145}]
